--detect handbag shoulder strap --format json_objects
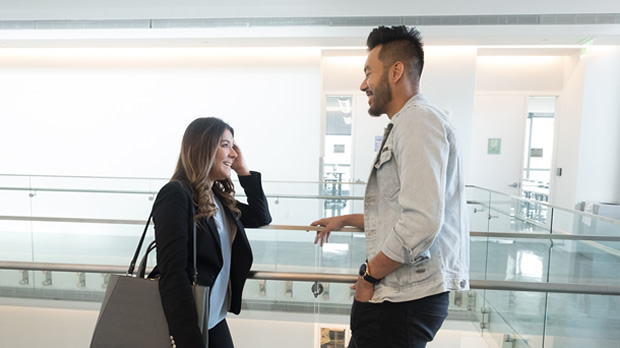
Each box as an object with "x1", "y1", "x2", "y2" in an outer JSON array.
[
  {"x1": 127, "y1": 183, "x2": 200, "y2": 280},
  {"x1": 127, "y1": 212, "x2": 152, "y2": 275},
  {"x1": 191, "y1": 203, "x2": 199, "y2": 285}
]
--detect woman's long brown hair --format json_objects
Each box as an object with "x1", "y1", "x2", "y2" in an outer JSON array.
[{"x1": 171, "y1": 117, "x2": 240, "y2": 221}]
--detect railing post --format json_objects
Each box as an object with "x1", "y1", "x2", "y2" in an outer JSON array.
[
  {"x1": 502, "y1": 334, "x2": 516, "y2": 348},
  {"x1": 76, "y1": 272, "x2": 86, "y2": 288},
  {"x1": 480, "y1": 307, "x2": 490, "y2": 330},
  {"x1": 467, "y1": 290, "x2": 477, "y2": 311},
  {"x1": 41, "y1": 271, "x2": 52, "y2": 286},
  {"x1": 285, "y1": 280, "x2": 293, "y2": 298},
  {"x1": 101, "y1": 273, "x2": 110, "y2": 289},
  {"x1": 18, "y1": 270, "x2": 29, "y2": 285},
  {"x1": 258, "y1": 279, "x2": 267, "y2": 296}
]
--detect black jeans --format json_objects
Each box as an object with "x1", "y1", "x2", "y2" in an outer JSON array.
[
  {"x1": 209, "y1": 319, "x2": 234, "y2": 348},
  {"x1": 349, "y1": 292, "x2": 449, "y2": 348}
]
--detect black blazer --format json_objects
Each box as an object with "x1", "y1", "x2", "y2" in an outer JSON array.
[{"x1": 151, "y1": 171, "x2": 271, "y2": 347}]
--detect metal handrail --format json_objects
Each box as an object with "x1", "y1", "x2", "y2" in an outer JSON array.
[
  {"x1": 0, "y1": 216, "x2": 618, "y2": 241},
  {"x1": 0, "y1": 187, "x2": 364, "y2": 201},
  {"x1": 0, "y1": 173, "x2": 368, "y2": 185},
  {"x1": 0, "y1": 260, "x2": 618, "y2": 296}
]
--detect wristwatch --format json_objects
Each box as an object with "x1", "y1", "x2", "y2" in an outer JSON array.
[{"x1": 358, "y1": 262, "x2": 381, "y2": 284}]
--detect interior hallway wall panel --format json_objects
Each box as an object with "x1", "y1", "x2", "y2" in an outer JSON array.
[{"x1": 0, "y1": 48, "x2": 321, "y2": 181}]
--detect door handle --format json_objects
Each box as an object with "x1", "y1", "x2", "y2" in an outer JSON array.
[{"x1": 508, "y1": 182, "x2": 519, "y2": 188}]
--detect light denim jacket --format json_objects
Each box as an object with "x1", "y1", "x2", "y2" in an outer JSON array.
[{"x1": 365, "y1": 93, "x2": 470, "y2": 303}]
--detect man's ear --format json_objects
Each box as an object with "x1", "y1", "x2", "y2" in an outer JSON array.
[{"x1": 390, "y1": 61, "x2": 405, "y2": 84}]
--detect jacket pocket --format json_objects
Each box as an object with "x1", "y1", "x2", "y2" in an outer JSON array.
[
  {"x1": 374, "y1": 146, "x2": 399, "y2": 199},
  {"x1": 374, "y1": 146, "x2": 393, "y2": 169}
]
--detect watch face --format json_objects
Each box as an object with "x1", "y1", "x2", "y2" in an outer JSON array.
[{"x1": 359, "y1": 263, "x2": 367, "y2": 277}]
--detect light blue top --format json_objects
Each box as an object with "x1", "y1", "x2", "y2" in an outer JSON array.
[
  {"x1": 208, "y1": 196, "x2": 232, "y2": 329},
  {"x1": 365, "y1": 93, "x2": 470, "y2": 303}
]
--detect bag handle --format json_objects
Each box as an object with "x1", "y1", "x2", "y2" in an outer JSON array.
[
  {"x1": 136, "y1": 240, "x2": 157, "y2": 278},
  {"x1": 191, "y1": 212, "x2": 198, "y2": 284},
  {"x1": 127, "y1": 212, "x2": 153, "y2": 276}
]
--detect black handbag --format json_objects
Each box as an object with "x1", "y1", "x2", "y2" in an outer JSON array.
[{"x1": 90, "y1": 208, "x2": 209, "y2": 348}]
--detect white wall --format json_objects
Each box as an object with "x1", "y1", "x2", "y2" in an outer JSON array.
[
  {"x1": 469, "y1": 95, "x2": 527, "y2": 194},
  {"x1": 471, "y1": 55, "x2": 564, "y2": 196},
  {"x1": 473, "y1": 49, "x2": 620, "y2": 209},
  {"x1": 575, "y1": 46, "x2": 620, "y2": 204},
  {"x1": 475, "y1": 56, "x2": 565, "y2": 92},
  {"x1": 553, "y1": 53, "x2": 586, "y2": 208},
  {"x1": 423, "y1": 47, "x2": 477, "y2": 181},
  {"x1": 0, "y1": 47, "x2": 321, "y2": 182}
]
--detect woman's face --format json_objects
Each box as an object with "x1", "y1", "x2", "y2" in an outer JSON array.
[{"x1": 208, "y1": 129, "x2": 237, "y2": 183}]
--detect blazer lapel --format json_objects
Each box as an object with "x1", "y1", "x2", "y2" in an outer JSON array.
[{"x1": 205, "y1": 216, "x2": 223, "y2": 261}]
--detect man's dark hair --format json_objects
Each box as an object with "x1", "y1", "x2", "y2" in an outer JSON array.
[{"x1": 366, "y1": 25, "x2": 424, "y2": 82}]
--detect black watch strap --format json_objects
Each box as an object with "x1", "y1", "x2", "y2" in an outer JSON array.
[{"x1": 359, "y1": 262, "x2": 381, "y2": 284}]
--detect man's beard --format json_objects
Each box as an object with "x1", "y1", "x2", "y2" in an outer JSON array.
[{"x1": 368, "y1": 73, "x2": 392, "y2": 117}]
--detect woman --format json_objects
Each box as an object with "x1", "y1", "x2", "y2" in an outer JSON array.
[{"x1": 151, "y1": 117, "x2": 271, "y2": 347}]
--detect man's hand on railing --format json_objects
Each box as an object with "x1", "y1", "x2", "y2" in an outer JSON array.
[
  {"x1": 310, "y1": 217, "x2": 342, "y2": 246},
  {"x1": 310, "y1": 214, "x2": 364, "y2": 246}
]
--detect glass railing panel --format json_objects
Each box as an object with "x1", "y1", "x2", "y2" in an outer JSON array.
[
  {"x1": 7, "y1": 174, "x2": 167, "y2": 193},
  {"x1": 487, "y1": 191, "x2": 520, "y2": 232},
  {"x1": 251, "y1": 196, "x2": 363, "y2": 226},
  {"x1": 28, "y1": 190, "x2": 153, "y2": 220},
  {"x1": 266, "y1": 197, "x2": 322, "y2": 226},
  {"x1": 318, "y1": 232, "x2": 365, "y2": 276},
  {"x1": 548, "y1": 238, "x2": 620, "y2": 285},
  {"x1": 259, "y1": 180, "x2": 364, "y2": 201},
  {"x1": 548, "y1": 208, "x2": 620, "y2": 286},
  {"x1": 246, "y1": 227, "x2": 364, "y2": 276},
  {"x1": 0, "y1": 220, "x2": 33, "y2": 262},
  {"x1": 515, "y1": 197, "x2": 551, "y2": 227},
  {"x1": 544, "y1": 293, "x2": 620, "y2": 348},
  {"x1": 488, "y1": 191, "x2": 552, "y2": 234},
  {"x1": 482, "y1": 290, "x2": 544, "y2": 348},
  {"x1": 465, "y1": 186, "x2": 555, "y2": 234},
  {"x1": 482, "y1": 235, "x2": 552, "y2": 282},
  {"x1": 0, "y1": 269, "x2": 35, "y2": 294},
  {"x1": 0, "y1": 268, "x2": 107, "y2": 301},
  {"x1": 552, "y1": 204, "x2": 620, "y2": 237},
  {"x1": 29, "y1": 221, "x2": 151, "y2": 265},
  {"x1": 0, "y1": 189, "x2": 33, "y2": 218},
  {"x1": 470, "y1": 237, "x2": 491, "y2": 280},
  {"x1": 247, "y1": 227, "x2": 320, "y2": 272},
  {"x1": 465, "y1": 186, "x2": 491, "y2": 233},
  {"x1": 467, "y1": 289, "x2": 486, "y2": 336},
  {"x1": 0, "y1": 219, "x2": 154, "y2": 266}
]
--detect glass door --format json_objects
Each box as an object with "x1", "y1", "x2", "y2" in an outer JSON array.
[{"x1": 521, "y1": 96, "x2": 556, "y2": 204}]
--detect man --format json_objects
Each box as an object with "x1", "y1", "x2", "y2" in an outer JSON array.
[{"x1": 311, "y1": 25, "x2": 469, "y2": 348}]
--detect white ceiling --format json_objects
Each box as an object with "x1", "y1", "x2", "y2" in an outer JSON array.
[
  {"x1": 2, "y1": 0, "x2": 619, "y2": 19},
  {"x1": 0, "y1": 0, "x2": 619, "y2": 49}
]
